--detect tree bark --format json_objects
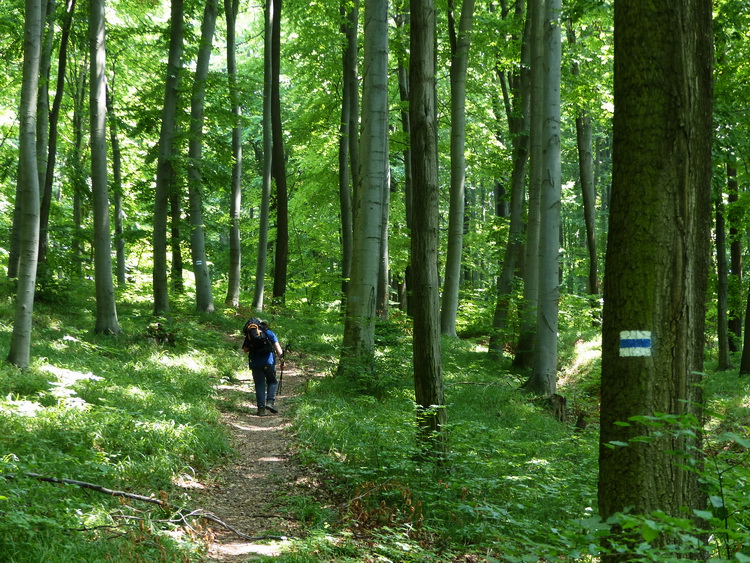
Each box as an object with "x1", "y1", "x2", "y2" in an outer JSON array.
[
  {"x1": 440, "y1": 0, "x2": 475, "y2": 337},
  {"x1": 410, "y1": 0, "x2": 446, "y2": 453},
  {"x1": 186, "y1": 0, "x2": 218, "y2": 314},
  {"x1": 598, "y1": 1, "x2": 712, "y2": 557},
  {"x1": 338, "y1": 0, "x2": 358, "y2": 300},
  {"x1": 523, "y1": 0, "x2": 562, "y2": 397},
  {"x1": 152, "y1": 0, "x2": 184, "y2": 315},
  {"x1": 271, "y1": 0, "x2": 288, "y2": 304},
  {"x1": 89, "y1": 0, "x2": 120, "y2": 334},
  {"x1": 513, "y1": 0, "x2": 543, "y2": 370},
  {"x1": 727, "y1": 161, "x2": 742, "y2": 352},
  {"x1": 7, "y1": 0, "x2": 43, "y2": 367},
  {"x1": 339, "y1": 0, "x2": 389, "y2": 373},
  {"x1": 252, "y1": 0, "x2": 274, "y2": 312},
  {"x1": 716, "y1": 197, "x2": 730, "y2": 371},
  {"x1": 224, "y1": 0, "x2": 242, "y2": 308}
]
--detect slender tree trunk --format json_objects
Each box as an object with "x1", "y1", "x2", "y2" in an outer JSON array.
[
  {"x1": 513, "y1": 0, "x2": 543, "y2": 369},
  {"x1": 441, "y1": 0, "x2": 475, "y2": 337},
  {"x1": 523, "y1": 0, "x2": 562, "y2": 396},
  {"x1": 106, "y1": 84, "x2": 126, "y2": 286},
  {"x1": 7, "y1": 0, "x2": 43, "y2": 367},
  {"x1": 186, "y1": 0, "x2": 218, "y2": 314},
  {"x1": 376, "y1": 176, "x2": 391, "y2": 318},
  {"x1": 395, "y1": 6, "x2": 412, "y2": 314},
  {"x1": 339, "y1": 0, "x2": 389, "y2": 373},
  {"x1": 70, "y1": 63, "x2": 87, "y2": 279},
  {"x1": 577, "y1": 115, "x2": 598, "y2": 297},
  {"x1": 338, "y1": 0, "x2": 358, "y2": 300},
  {"x1": 224, "y1": 0, "x2": 242, "y2": 308},
  {"x1": 410, "y1": 0, "x2": 446, "y2": 453},
  {"x1": 252, "y1": 0, "x2": 274, "y2": 312},
  {"x1": 716, "y1": 198, "x2": 730, "y2": 371},
  {"x1": 489, "y1": 2, "x2": 529, "y2": 356},
  {"x1": 598, "y1": 1, "x2": 712, "y2": 558},
  {"x1": 40, "y1": 0, "x2": 76, "y2": 269},
  {"x1": 153, "y1": 0, "x2": 184, "y2": 315},
  {"x1": 35, "y1": 0, "x2": 53, "y2": 278},
  {"x1": 271, "y1": 0, "x2": 288, "y2": 304},
  {"x1": 727, "y1": 161, "x2": 742, "y2": 352},
  {"x1": 89, "y1": 0, "x2": 120, "y2": 334}
]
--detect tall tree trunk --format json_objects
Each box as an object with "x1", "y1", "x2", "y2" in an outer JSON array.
[
  {"x1": 577, "y1": 114, "x2": 598, "y2": 297},
  {"x1": 271, "y1": 0, "x2": 288, "y2": 304},
  {"x1": 89, "y1": 0, "x2": 120, "y2": 334},
  {"x1": 339, "y1": 0, "x2": 389, "y2": 373},
  {"x1": 35, "y1": 0, "x2": 53, "y2": 278},
  {"x1": 376, "y1": 176, "x2": 391, "y2": 318},
  {"x1": 716, "y1": 198, "x2": 730, "y2": 371},
  {"x1": 252, "y1": 0, "x2": 274, "y2": 312},
  {"x1": 727, "y1": 161, "x2": 742, "y2": 352},
  {"x1": 489, "y1": 1, "x2": 529, "y2": 357},
  {"x1": 7, "y1": 0, "x2": 43, "y2": 367},
  {"x1": 186, "y1": 0, "x2": 218, "y2": 314},
  {"x1": 513, "y1": 0, "x2": 543, "y2": 369},
  {"x1": 40, "y1": 0, "x2": 76, "y2": 270},
  {"x1": 70, "y1": 63, "x2": 87, "y2": 280},
  {"x1": 338, "y1": 0, "x2": 358, "y2": 300},
  {"x1": 410, "y1": 0, "x2": 446, "y2": 453},
  {"x1": 523, "y1": 0, "x2": 562, "y2": 396},
  {"x1": 152, "y1": 0, "x2": 184, "y2": 315},
  {"x1": 394, "y1": 6, "x2": 412, "y2": 314},
  {"x1": 106, "y1": 83, "x2": 126, "y2": 286},
  {"x1": 441, "y1": 0, "x2": 475, "y2": 337},
  {"x1": 598, "y1": 1, "x2": 712, "y2": 557},
  {"x1": 224, "y1": 0, "x2": 242, "y2": 308}
]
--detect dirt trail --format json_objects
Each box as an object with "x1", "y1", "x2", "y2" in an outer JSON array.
[{"x1": 194, "y1": 360, "x2": 318, "y2": 561}]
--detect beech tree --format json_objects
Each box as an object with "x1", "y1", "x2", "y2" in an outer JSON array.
[
  {"x1": 7, "y1": 0, "x2": 43, "y2": 367},
  {"x1": 411, "y1": 0, "x2": 446, "y2": 450},
  {"x1": 523, "y1": 0, "x2": 562, "y2": 396},
  {"x1": 186, "y1": 0, "x2": 218, "y2": 314},
  {"x1": 224, "y1": 0, "x2": 242, "y2": 308},
  {"x1": 598, "y1": 0, "x2": 713, "y2": 557},
  {"x1": 89, "y1": 0, "x2": 120, "y2": 334},
  {"x1": 339, "y1": 0, "x2": 389, "y2": 372},
  {"x1": 152, "y1": 0, "x2": 184, "y2": 315},
  {"x1": 252, "y1": 0, "x2": 274, "y2": 311},
  {"x1": 440, "y1": 0, "x2": 475, "y2": 337}
]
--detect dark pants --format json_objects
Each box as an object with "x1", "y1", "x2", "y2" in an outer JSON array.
[{"x1": 251, "y1": 364, "x2": 277, "y2": 408}]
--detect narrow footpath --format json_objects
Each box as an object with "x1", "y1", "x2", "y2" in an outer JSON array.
[{"x1": 194, "y1": 360, "x2": 322, "y2": 561}]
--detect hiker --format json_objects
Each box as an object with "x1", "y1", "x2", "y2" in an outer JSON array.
[{"x1": 242, "y1": 319, "x2": 284, "y2": 416}]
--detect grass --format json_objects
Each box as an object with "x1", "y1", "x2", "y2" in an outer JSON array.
[{"x1": 3, "y1": 280, "x2": 750, "y2": 561}]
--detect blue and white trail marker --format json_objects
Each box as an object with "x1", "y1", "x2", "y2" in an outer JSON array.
[{"x1": 619, "y1": 331, "x2": 652, "y2": 357}]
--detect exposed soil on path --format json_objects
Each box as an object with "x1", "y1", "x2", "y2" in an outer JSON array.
[{"x1": 193, "y1": 360, "x2": 327, "y2": 561}]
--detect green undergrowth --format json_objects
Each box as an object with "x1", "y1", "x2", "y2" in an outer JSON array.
[
  {"x1": 0, "y1": 285, "x2": 239, "y2": 562},
  {"x1": 274, "y1": 311, "x2": 750, "y2": 562}
]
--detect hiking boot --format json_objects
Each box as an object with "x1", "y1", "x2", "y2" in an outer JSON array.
[
  {"x1": 266, "y1": 400, "x2": 278, "y2": 414},
  {"x1": 256, "y1": 407, "x2": 266, "y2": 416}
]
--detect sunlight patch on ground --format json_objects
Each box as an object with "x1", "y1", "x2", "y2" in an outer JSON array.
[
  {"x1": 41, "y1": 364, "x2": 105, "y2": 408},
  {"x1": 208, "y1": 539, "x2": 290, "y2": 559},
  {"x1": 559, "y1": 336, "x2": 601, "y2": 386},
  {"x1": 154, "y1": 353, "x2": 210, "y2": 372}
]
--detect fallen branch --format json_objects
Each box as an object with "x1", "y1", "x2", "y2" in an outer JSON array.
[{"x1": 5, "y1": 472, "x2": 292, "y2": 542}]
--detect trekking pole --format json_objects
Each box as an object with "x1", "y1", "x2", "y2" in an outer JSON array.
[{"x1": 277, "y1": 343, "x2": 290, "y2": 395}]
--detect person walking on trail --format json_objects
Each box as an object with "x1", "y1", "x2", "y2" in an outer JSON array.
[{"x1": 242, "y1": 319, "x2": 284, "y2": 416}]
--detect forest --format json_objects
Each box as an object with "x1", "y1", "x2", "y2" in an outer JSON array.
[{"x1": 1, "y1": 0, "x2": 750, "y2": 561}]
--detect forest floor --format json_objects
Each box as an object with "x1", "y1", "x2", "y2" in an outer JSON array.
[{"x1": 192, "y1": 359, "x2": 331, "y2": 562}]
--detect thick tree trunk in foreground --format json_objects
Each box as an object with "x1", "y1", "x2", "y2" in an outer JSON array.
[{"x1": 598, "y1": 1, "x2": 712, "y2": 558}]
